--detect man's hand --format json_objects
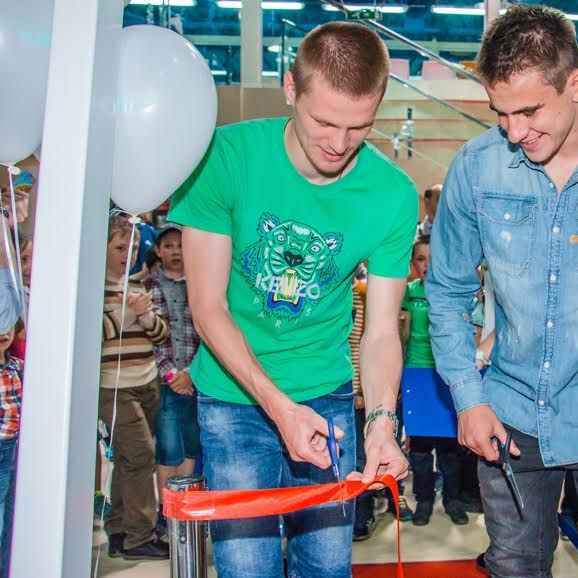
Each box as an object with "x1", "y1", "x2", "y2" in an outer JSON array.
[
  {"x1": 168, "y1": 371, "x2": 194, "y2": 395},
  {"x1": 458, "y1": 404, "x2": 520, "y2": 461},
  {"x1": 274, "y1": 403, "x2": 343, "y2": 470},
  {"x1": 350, "y1": 418, "x2": 408, "y2": 487},
  {"x1": 123, "y1": 290, "x2": 153, "y2": 317}
]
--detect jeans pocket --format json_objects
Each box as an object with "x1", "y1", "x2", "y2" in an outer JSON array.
[
  {"x1": 196, "y1": 390, "x2": 221, "y2": 404},
  {"x1": 327, "y1": 381, "x2": 355, "y2": 401}
]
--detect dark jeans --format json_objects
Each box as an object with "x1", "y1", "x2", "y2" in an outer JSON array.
[
  {"x1": 561, "y1": 470, "x2": 578, "y2": 521},
  {"x1": 409, "y1": 436, "x2": 462, "y2": 506},
  {"x1": 354, "y1": 408, "x2": 373, "y2": 528},
  {"x1": 0, "y1": 437, "x2": 18, "y2": 578},
  {"x1": 480, "y1": 424, "x2": 578, "y2": 578}
]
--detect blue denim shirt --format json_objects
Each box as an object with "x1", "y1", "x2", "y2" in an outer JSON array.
[
  {"x1": 426, "y1": 126, "x2": 578, "y2": 467},
  {"x1": 0, "y1": 269, "x2": 20, "y2": 335}
]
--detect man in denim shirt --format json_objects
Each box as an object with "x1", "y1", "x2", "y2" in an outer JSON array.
[{"x1": 427, "y1": 5, "x2": 578, "y2": 577}]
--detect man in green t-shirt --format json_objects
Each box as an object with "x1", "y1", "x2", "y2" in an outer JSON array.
[{"x1": 169, "y1": 22, "x2": 417, "y2": 577}]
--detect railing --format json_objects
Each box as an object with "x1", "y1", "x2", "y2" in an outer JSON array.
[
  {"x1": 279, "y1": 12, "x2": 490, "y2": 131},
  {"x1": 321, "y1": 0, "x2": 482, "y2": 84}
]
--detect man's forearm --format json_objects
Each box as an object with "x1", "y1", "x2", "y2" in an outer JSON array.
[
  {"x1": 359, "y1": 331, "x2": 402, "y2": 417},
  {"x1": 194, "y1": 305, "x2": 293, "y2": 418}
]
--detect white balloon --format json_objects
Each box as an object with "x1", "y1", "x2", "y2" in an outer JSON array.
[
  {"x1": 111, "y1": 25, "x2": 218, "y2": 215},
  {"x1": 0, "y1": 1, "x2": 53, "y2": 164}
]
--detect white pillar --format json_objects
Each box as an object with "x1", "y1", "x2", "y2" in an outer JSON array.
[
  {"x1": 484, "y1": 0, "x2": 500, "y2": 30},
  {"x1": 241, "y1": 0, "x2": 262, "y2": 87},
  {"x1": 10, "y1": 1, "x2": 122, "y2": 577}
]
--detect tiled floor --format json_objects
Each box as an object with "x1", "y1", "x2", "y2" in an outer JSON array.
[{"x1": 91, "y1": 478, "x2": 578, "y2": 577}]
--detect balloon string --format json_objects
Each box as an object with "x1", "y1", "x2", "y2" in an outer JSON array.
[
  {"x1": 93, "y1": 216, "x2": 138, "y2": 578},
  {"x1": 0, "y1": 172, "x2": 21, "y2": 320},
  {"x1": 7, "y1": 167, "x2": 27, "y2": 326}
]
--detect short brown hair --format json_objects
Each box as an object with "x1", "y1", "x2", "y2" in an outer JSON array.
[
  {"x1": 107, "y1": 215, "x2": 140, "y2": 244},
  {"x1": 477, "y1": 4, "x2": 578, "y2": 94},
  {"x1": 292, "y1": 22, "x2": 389, "y2": 98},
  {"x1": 412, "y1": 235, "x2": 430, "y2": 259}
]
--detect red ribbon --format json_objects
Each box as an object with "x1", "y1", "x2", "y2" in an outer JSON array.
[{"x1": 164, "y1": 474, "x2": 403, "y2": 578}]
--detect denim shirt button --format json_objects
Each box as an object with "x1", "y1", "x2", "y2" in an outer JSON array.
[
  {"x1": 504, "y1": 212, "x2": 511, "y2": 220},
  {"x1": 552, "y1": 226, "x2": 560, "y2": 234},
  {"x1": 547, "y1": 320, "x2": 554, "y2": 329},
  {"x1": 544, "y1": 361, "x2": 551, "y2": 369},
  {"x1": 550, "y1": 274, "x2": 557, "y2": 283},
  {"x1": 538, "y1": 400, "x2": 545, "y2": 406}
]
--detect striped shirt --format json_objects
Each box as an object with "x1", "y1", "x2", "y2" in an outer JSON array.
[
  {"x1": 100, "y1": 277, "x2": 169, "y2": 389},
  {"x1": 348, "y1": 279, "x2": 366, "y2": 395},
  {"x1": 0, "y1": 354, "x2": 23, "y2": 439}
]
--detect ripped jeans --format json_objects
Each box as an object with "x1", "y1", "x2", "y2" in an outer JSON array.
[{"x1": 197, "y1": 381, "x2": 355, "y2": 578}]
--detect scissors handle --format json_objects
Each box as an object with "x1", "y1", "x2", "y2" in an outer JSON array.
[{"x1": 327, "y1": 417, "x2": 339, "y2": 468}]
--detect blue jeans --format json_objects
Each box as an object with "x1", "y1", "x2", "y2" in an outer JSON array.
[
  {"x1": 198, "y1": 381, "x2": 355, "y2": 578},
  {"x1": 156, "y1": 385, "x2": 201, "y2": 466},
  {"x1": 0, "y1": 437, "x2": 18, "y2": 578}
]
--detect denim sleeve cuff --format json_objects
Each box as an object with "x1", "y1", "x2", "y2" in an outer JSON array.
[{"x1": 449, "y1": 377, "x2": 489, "y2": 415}]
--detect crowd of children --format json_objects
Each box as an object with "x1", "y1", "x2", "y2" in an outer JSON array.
[{"x1": 98, "y1": 215, "x2": 201, "y2": 561}]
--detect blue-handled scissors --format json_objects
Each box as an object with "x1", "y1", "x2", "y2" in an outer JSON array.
[
  {"x1": 499, "y1": 431, "x2": 524, "y2": 512},
  {"x1": 327, "y1": 417, "x2": 346, "y2": 517}
]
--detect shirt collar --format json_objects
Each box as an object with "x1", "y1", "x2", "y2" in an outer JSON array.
[{"x1": 159, "y1": 267, "x2": 185, "y2": 283}]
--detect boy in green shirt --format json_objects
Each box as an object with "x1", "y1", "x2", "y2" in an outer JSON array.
[
  {"x1": 170, "y1": 22, "x2": 417, "y2": 577},
  {"x1": 401, "y1": 236, "x2": 468, "y2": 527}
]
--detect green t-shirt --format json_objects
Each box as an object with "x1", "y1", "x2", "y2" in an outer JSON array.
[
  {"x1": 402, "y1": 279, "x2": 435, "y2": 368},
  {"x1": 169, "y1": 117, "x2": 418, "y2": 404}
]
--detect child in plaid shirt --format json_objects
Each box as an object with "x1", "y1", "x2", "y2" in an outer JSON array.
[
  {"x1": 0, "y1": 318, "x2": 23, "y2": 577},
  {"x1": 144, "y1": 224, "x2": 200, "y2": 535}
]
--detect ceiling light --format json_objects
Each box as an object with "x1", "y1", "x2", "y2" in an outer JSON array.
[
  {"x1": 129, "y1": 0, "x2": 196, "y2": 6},
  {"x1": 431, "y1": 6, "x2": 484, "y2": 16},
  {"x1": 322, "y1": 4, "x2": 407, "y2": 13},
  {"x1": 217, "y1": 0, "x2": 304, "y2": 8}
]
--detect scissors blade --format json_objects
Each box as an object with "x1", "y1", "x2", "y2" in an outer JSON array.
[
  {"x1": 503, "y1": 463, "x2": 524, "y2": 510},
  {"x1": 327, "y1": 418, "x2": 346, "y2": 517},
  {"x1": 337, "y1": 480, "x2": 346, "y2": 517}
]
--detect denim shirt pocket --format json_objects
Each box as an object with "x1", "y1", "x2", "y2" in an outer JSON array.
[{"x1": 477, "y1": 191, "x2": 537, "y2": 277}]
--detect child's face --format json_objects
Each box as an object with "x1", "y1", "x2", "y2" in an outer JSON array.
[
  {"x1": 155, "y1": 231, "x2": 183, "y2": 273},
  {"x1": 0, "y1": 328, "x2": 15, "y2": 356},
  {"x1": 106, "y1": 233, "x2": 139, "y2": 278},
  {"x1": 21, "y1": 242, "x2": 33, "y2": 287},
  {"x1": 412, "y1": 243, "x2": 430, "y2": 283}
]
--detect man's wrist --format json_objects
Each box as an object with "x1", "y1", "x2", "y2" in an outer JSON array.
[{"x1": 364, "y1": 405, "x2": 398, "y2": 438}]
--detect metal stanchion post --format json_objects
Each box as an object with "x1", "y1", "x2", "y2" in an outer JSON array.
[{"x1": 167, "y1": 474, "x2": 207, "y2": 578}]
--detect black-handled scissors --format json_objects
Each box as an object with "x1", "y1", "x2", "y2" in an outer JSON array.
[{"x1": 499, "y1": 431, "x2": 524, "y2": 511}]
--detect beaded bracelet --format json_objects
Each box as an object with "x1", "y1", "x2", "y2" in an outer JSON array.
[{"x1": 363, "y1": 405, "x2": 399, "y2": 438}]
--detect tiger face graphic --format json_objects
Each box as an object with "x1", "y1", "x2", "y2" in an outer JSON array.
[{"x1": 242, "y1": 213, "x2": 343, "y2": 317}]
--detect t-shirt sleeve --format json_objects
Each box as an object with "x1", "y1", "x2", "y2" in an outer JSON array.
[
  {"x1": 168, "y1": 129, "x2": 238, "y2": 235},
  {"x1": 367, "y1": 177, "x2": 418, "y2": 278}
]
